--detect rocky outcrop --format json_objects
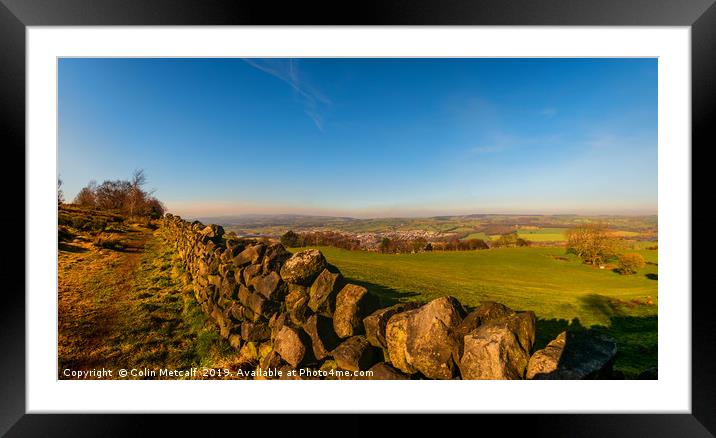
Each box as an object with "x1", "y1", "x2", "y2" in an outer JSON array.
[{"x1": 159, "y1": 214, "x2": 620, "y2": 380}]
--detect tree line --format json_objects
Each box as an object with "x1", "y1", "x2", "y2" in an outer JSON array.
[
  {"x1": 280, "y1": 230, "x2": 528, "y2": 254},
  {"x1": 281, "y1": 230, "x2": 362, "y2": 251},
  {"x1": 281, "y1": 224, "x2": 650, "y2": 275},
  {"x1": 68, "y1": 169, "x2": 166, "y2": 219}
]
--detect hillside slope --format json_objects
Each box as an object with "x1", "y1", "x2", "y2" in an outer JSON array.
[{"x1": 57, "y1": 206, "x2": 236, "y2": 378}]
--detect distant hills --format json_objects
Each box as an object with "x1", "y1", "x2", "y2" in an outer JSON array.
[
  {"x1": 186, "y1": 213, "x2": 658, "y2": 240},
  {"x1": 192, "y1": 214, "x2": 357, "y2": 228}
]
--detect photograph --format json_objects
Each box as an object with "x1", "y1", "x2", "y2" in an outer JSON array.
[{"x1": 57, "y1": 57, "x2": 658, "y2": 381}]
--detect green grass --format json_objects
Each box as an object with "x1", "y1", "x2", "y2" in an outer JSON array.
[
  {"x1": 125, "y1": 238, "x2": 236, "y2": 375},
  {"x1": 516, "y1": 227, "x2": 568, "y2": 242},
  {"x1": 294, "y1": 245, "x2": 657, "y2": 377},
  {"x1": 461, "y1": 232, "x2": 489, "y2": 240},
  {"x1": 631, "y1": 240, "x2": 658, "y2": 251}
]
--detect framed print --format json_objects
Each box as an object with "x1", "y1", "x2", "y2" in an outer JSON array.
[{"x1": 2, "y1": 0, "x2": 712, "y2": 436}]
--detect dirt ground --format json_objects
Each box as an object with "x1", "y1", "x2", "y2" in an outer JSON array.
[{"x1": 58, "y1": 224, "x2": 154, "y2": 374}]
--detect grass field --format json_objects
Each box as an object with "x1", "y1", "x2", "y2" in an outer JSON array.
[
  {"x1": 631, "y1": 240, "x2": 659, "y2": 251},
  {"x1": 516, "y1": 227, "x2": 568, "y2": 242},
  {"x1": 293, "y1": 245, "x2": 658, "y2": 377},
  {"x1": 461, "y1": 232, "x2": 490, "y2": 241}
]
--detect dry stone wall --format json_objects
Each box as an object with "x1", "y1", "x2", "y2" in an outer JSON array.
[{"x1": 160, "y1": 214, "x2": 618, "y2": 380}]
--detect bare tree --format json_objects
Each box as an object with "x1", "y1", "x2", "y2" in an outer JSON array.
[
  {"x1": 73, "y1": 180, "x2": 97, "y2": 206},
  {"x1": 128, "y1": 169, "x2": 148, "y2": 216},
  {"x1": 566, "y1": 223, "x2": 622, "y2": 266},
  {"x1": 94, "y1": 179, "x2": 132, "y2": 210},
  {"x1": 71, "y1": 172, "x2": 165, "y2": 218},
  {"x1": 131, "y1": 168, "x2": 147, "y2": 188},
  {"x1": 57, "y1": 178, "x2": 64, "y2": 205}
]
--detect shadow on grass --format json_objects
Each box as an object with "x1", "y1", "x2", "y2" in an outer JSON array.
[
  {"x1": 535, "y1": 314, "x2": 657, "y2": 379},
  {"x1": 534, "y1": 317, "x2": 585, "y2": 351},
  {"x1": 115, "y1": 246, "x2": 144, "y2": 254},
  {"x1": 58, "y1": 242, "x2": 88, "y2": 253},
  {"x1": 343, "y1": 277, "x2": 422, "y2": 307},
  {"x1": 578, "y1": 293, "x2": 629, "y2": 320},
  {"x1": 645, "y1": 273, "x2": 658, "y2": 280},
  {"x1": 101, "y1": 228, "x2": 128, "y2": 234}
]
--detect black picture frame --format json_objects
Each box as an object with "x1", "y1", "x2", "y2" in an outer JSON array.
[{"x1": 1, "y1": 1, "x2": 710, "y2": 436}]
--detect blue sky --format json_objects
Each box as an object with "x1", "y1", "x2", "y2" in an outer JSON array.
[{"x1": 58, "y1": 58, "x2": 657, "y2": 218}]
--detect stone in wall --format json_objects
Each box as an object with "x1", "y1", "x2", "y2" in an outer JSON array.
[
  {"x1": 273, "y1": 326, "x2": 309, "y2": 368},
  {"x1": 331, "y1": 335, "x2": 378, "y2": 372},
  {"x1": 363, "y1": 302, "x2": 421, "y2": 352},
  {"x1": 285, "y1": 285, "x2": 311, "y2": 325},
  {"x1": 280, "y1": 249, "x2": 327, "y2": 286},
  {"x1": 333, "y1": 284, "x2": 379, "y2": 338},
  {"x1": 302, "y1": 314, "x2": 341, "y2": 361},
  {"x1": 251, "y1": 271, "x2": 284, "y2": 301},
  {"x1": 460, "y1": 325, "x2": 531, "y2": 380},
  {"x1": 526, "y1": 331, "x2": 617, "y2": 379},
  {"x1": 367, "y1": 362, "x2": 411, "y2": 380},
  {"x1": 385, "y1": 296, "x2": 465, "y2": 379},
  {"x1": 308, "y1": 269, "x2": 344, "y2": 317},
  {"x1": 262, "y1": 243, "x2": 292, "y2": 273},
  {"x1": 241, "y1": 321, "x2": 271, "y2": 342}
]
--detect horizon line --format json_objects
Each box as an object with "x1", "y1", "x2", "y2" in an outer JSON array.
[
  {"x1": 165, "y1": 200, "x2": 657, "y2": 221},
  {"x1": 175, "y1": 210, "x2": 659, "y2": 221}
]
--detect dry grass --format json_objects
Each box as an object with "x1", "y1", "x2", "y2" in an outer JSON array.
[{"x1": 58, "y1": 209, "x2": 234, "y2": 379}]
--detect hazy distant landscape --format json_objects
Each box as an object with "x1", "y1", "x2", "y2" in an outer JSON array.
[{"x1": 205, "y1": 212, "x2": 657, "y2": 243}]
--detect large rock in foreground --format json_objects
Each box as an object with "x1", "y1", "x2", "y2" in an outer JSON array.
[
  {"x1": 385, "y1": 296, "x2": 465, "y2": 379},
  {"x1": 251, "y1": 271, "x2": 283, "y2": 301},
  {"x1": 367, "y1": 362, "x2": 411, "y2": 380},
  {"x1": 280, "y1": 249, "x2": 327, "y2": 286},
  {"x1": 332, "y1": 336, "x2": 378, "y2": 372},
  {"x1": 302, "y1": 314, "x2": 341, "y2": 360},
  {"x1": 333, "y1": 284, "x2": 379, "y2": 338},
  {"x1": 485, "y1": 311, "x2": 536, "y2": 353},
  {"x1": 308, "y1": 269, "x2": 344, "y2": 316},
  {"x1": 526, "y1": 331, "x2": 617, "y2": 379},
  {"x1": 458, "y1": 311, "x2": 536, "y2": 380},
  {"x1": 285, "y1": 286, "x2": 310, "y2": 325},
  {"x1": 455, "y1": 301, "x2": 515, "y2": 340},
  {"x1": 364, "y1": 302, "x2": 421, "y2": 350},
  {"x1": 459, "y1": 325, "x2": 530, "y2": 379},
  {"x1": 273, "y1": 326, "x2": 307, "y2": 368}
]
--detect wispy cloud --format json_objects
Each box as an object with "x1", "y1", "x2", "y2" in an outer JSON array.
[
  {"x1": 469, "y1": 145, "x2": 506, "y2": 154},
  {"x1": 243, "y1": 58, "x2": 330, "y2": 131},
  {"x1": 466, "y1": 131, "x2": 518, "y2": 155},
  {"x1": 539, "y1": 107, "x2": 557, "y2": 118},
  {"x1": 585, "y1": 134, "x2": 618, "y2": 150}
]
